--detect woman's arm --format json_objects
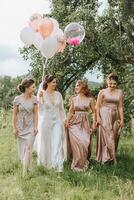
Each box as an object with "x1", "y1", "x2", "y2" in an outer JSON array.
[
  {"x1": 96, "y1": 90, "x2": 104, "y2": 126},
  {"x1": 65, "y1": 97, "x2": 75, "y2": 127},
  {"x1": 59, "y1": 96, "x2": 66, "y2": 123},
  {"x1": 118, "y1": 90, "x2": 124, "y2": 128},
  {"x1": 89, "y1": 98, "x2": 96, "y2": 130},
  {"x1": 33, "y1": 104, "x2": 38, "y2": 135},
  {"x1": 12, "y1": 105, "x2": 19, "y2": 138}
]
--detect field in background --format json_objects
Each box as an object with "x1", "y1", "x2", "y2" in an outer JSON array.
[{"x1": 0, "y1": 110, "x2": 134, "y2": 200}]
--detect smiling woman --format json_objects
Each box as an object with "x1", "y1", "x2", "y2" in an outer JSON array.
[
  {"x1": 0, "y1": 0, "x2": 50, "y2": 77},
  {"x1": 96, "y1": 73, "x2": 124, "y2": 164}
]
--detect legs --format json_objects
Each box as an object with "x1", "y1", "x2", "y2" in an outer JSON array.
[
  {"x1": 18, "y1": 135, "x2": 35, "y2": 176},
  {"x1": 68, "y1": 126, "x2": 90, "y2": 172},
  {"x1": 22, "y1": 143, "x2": 32, "y2": 176}
]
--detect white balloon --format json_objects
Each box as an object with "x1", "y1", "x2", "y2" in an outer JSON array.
[
  {"x1": 41, "y1": 36, "x2": 59, "y2": 59},
  {"x1": 50, "y1": 18, "x2": 59, "y2": 35},
  {"x1": 33, "y1": 32, "x2": 43, "y2": 50},
  {"x1": 20, "y1": 27, "x2": 35, "y2": 46}
]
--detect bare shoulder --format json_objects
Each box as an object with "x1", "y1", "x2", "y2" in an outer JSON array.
[
  {"x1": 89, "y1": 97, "x2": 96, "y2": 103},
  {"x1": 117, "y1": 88, "x2": 122, "y2": 92},
  {"x1": 116, "y1": 89, "x2": 123, "y2": 96},
  {"x1": 99, "y1": 89, "x2": 105, "y2": 96},
  {"x1": 70, "y1": 95, "x2": 76, "y2": 101}
]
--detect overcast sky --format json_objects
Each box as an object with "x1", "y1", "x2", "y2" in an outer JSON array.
[{"x1": 0, "y1": 0, "x2": 108, "y2": 82}]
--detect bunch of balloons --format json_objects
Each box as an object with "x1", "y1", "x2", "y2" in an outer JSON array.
[{"x1": 20, "y1": 13, "x2": 85, "y2": 60}]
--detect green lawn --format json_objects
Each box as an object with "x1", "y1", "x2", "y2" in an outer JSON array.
[{"x1": 0, "y1": 110, "x2": 134, "y2": 200}]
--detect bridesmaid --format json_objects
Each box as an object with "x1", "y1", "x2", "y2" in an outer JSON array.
[
  {"x1": 65, "y1": 80, "x2": 96, "y2": 172},
  {"x1": 96, "y1": 73, "x2": 124, "y2": 164},
  {"x1": 13, "y1": 79, "x2": 38, "y2": 175}
]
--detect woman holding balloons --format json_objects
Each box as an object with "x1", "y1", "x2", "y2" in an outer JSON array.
[{"x1": 36, "y1": 75, "x2": 67, "y2": 172}]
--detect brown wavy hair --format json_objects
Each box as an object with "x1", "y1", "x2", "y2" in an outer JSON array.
[
  {"x1": 76, "y1": 80, "x2": 91, "y2": 97},
  {"x1": 105, "y1": 73, "x2": 119, "y2": 87},
  {"x1": 17, "y1": 79, "x2": 35, "y2": 93}
]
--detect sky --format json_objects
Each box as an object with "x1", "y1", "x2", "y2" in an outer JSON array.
[{"x1": 0, "y1": 0, "x2": 108, "y2": 82}]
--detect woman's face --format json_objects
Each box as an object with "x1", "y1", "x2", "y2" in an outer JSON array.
[
  {"x1": 26, "y1": 83, "x2": 36, "y2": 94},
  {"x1": 75, "y1": 82, "x2": 83, "y2": 94},
  {"x1": 47, "y1": 79, "x2": 57, "y2": 90},
  {"x1": 107, "y1": 79, "x2": 117, "y2": 90}
]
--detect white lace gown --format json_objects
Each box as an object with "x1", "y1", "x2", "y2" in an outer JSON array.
[{"x1": 36, "y1": 90, "x2": 67, "y2": 171}]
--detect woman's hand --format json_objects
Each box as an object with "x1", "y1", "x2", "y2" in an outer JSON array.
[
  {"x1": 13, "y1": 128, "x2": 19, "y2": 138},
  {"x1": 64, "y1": 120, "x2": 70, "y2": 129},
  {"x1": 96, "y1": 117, "x2": 101, "y2": 127},
  {"x1": 119, "y1": 120, "x2": 124, "y2": 129},
  {"x1": 92, "y1": 123, "x2": 97, "y2": 132},
  {"x1": 39, "y1": 91, "x2": 43, "y2": 98},
  {"x1": 89, "y1": 128, "x2": 94, "y2": 134},
  {"x1": 33, "y1": 129, "x2": 38, "y2": 136}
]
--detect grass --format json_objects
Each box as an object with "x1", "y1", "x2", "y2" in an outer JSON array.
[{"x1": 0, "y1": 110, "x2": 134, "y2": 200}]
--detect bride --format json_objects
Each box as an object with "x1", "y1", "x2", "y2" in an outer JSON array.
[{"x1": 36, "y1": 75, "x2": 67, "y2": 172}]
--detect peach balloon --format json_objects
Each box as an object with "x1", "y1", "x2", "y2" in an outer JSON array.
[
  {"x1": 38, "y1": 18, "x2": 54, "y2": 38},
  {"x1": 29, "y1": 13, "x2": 42, "y2": 32}
]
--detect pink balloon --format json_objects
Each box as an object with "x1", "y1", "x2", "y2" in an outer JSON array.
[
  {"x1": 38, "y1": 18, "x2": 54, "y2": 38},
  {"x1": 67, "y1": 37, "x2": 81, "y2": 46},
  {"x1": 29, "y1": 13, "x2": 42, "y2": 32}
]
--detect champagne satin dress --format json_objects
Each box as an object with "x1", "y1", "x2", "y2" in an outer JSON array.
[
  {"x1": 68, "y1": 96, "x2": 93, "y2": 172},
  {"x1": 96, "y1": 89, "x2": 121, "y2": 163}
]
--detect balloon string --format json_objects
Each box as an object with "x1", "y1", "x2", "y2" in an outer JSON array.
[{"x1": 42, "y1": 57, "x2": 48, "y2": 81}]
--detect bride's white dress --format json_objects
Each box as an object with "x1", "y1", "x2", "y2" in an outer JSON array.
[{"x1": 36, "y1": 90, "x2": 67, "y2": 171}]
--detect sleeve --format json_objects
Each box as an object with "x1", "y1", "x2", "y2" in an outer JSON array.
[
  {"x1": 13, "y1": 96, "x2": 19, "y2": 106},
  {"x1": 59, "y1": 92, "x2": 66, "y2": 122},
  {"x1": 33, "y1": 96, "x2": 38, "y2": 105}
]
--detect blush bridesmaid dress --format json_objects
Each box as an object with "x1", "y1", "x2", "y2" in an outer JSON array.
[
  {"x1": 68, "y1": 96, "x2": 93, "y2": 172},
  {"x1": 96, "y1": 89, "x2": 121, "y2": 163}
]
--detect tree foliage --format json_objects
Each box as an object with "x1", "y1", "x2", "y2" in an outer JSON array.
[
  {"x1": 19, "y1": 0, "x2": 134, "y2": 132},
  {"x1": 0, "y1": 76, "x2": 21, "y2": 109}
]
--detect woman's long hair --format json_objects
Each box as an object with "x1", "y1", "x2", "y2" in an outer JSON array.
[{"x1": 76, "y1": 80, "x2": 92, "y2": 97}]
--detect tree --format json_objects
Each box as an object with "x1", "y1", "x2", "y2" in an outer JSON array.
[
  {"x1": 0, "y1": 76, "x2": 22, "y2": 109},
  {"x1": 95, "y1": 0, "x2": 134, "y2": 131},
  {"x1": 19, "y1": 0, "x2": 134, "y2": 132}
]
